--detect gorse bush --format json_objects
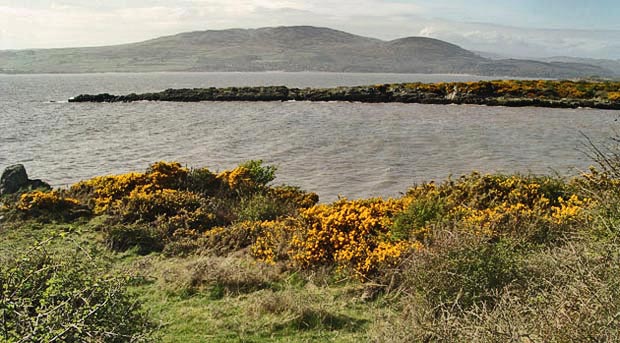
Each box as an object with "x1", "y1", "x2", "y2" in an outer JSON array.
[
  {"x1": 289, "y1": 197, "x2": 422, "y2": 276},
  {"x1": 42, "y1": 160, "x2": 319, "y2": 256},
  {"x1": 14, "y1": 190, "x2": 90, "y2": 221},
  {"x1": 397, "y1": 80, "x2": 620, "y2": 101},
  {"x1": 0, "y1": 160, "x2": 592, "y2": 279},
  {"x1": 0, "y1": 238, "x2": 153, "y2": 342}
]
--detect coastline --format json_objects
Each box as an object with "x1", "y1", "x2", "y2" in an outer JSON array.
[{"x1": 68, "y1": 80, "x2": 620, "y2": 110}]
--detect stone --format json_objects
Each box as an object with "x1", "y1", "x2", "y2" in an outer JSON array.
[
  {"x1": 0, "y1": 164, "x2": 29, "y2": 195},
  {"x1": 28, "y1": 179, "x2": 51, "y2": 191}
]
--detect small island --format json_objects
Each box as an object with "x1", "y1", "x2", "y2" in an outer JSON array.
[{"x1": 69, "y1": 80, "x2": 620, "y2": 110}]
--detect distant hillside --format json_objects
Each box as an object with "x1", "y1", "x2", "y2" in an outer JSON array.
[
  {"x1": 0, "y1": 26, "x2": 614, "y2": 78},
  {"x1": 540, "y1": 56, "x2": 620, "y2": 77}
]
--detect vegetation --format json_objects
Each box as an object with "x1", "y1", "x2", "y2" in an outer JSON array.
[{"x1": 3, "y1": 150, "x2": 620, "y2": 341}]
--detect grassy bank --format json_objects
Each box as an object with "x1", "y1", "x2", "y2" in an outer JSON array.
[{"x1": 2, "y1": 154, "x2": 620, "y2": 341}]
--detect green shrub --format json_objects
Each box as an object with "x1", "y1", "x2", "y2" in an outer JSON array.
[
  {"x1": 0, "y1": 238, "x2": 153, "y2": 342},
  {"x1": 391, "y1": 194, "x2": 446, "y2": 241},
  {"x1": 103, "y1": 223, "x2": 166, "y2": 254},
  {"x1": 235, "y1": 192, "x2": 296, "y2": 222},
  {"x1": 405, "y1": 233, "x2": 525, "y2": 309},
  {"x1": 240, "y1": 160, "x2": 277, "y2": 186},
  {"x1": 183, "y1": 167, "x2": 221, "y2": 196}
]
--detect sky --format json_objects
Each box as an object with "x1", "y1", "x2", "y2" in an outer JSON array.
[{"x1": 1, "y1": 0, "x2": 619, "y2": 59}]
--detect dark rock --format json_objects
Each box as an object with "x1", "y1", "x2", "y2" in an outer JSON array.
[
  {"x1": 1, "y1": 164, "x2": 29, "y2": 195},
  {"x1": 28, "y1": 179, "x2": 51, "y2": 191},
  {"x1": 0, "y1": 165, "x2": 51, "y2": 195}
]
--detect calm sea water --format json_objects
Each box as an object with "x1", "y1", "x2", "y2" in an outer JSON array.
[{"x1": 1, "y1": 72, "x2": 619, "y2": 201}]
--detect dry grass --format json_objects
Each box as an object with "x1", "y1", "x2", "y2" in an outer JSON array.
[{"x1": 368, "y1": 236, "x2": 620, "y2": 343}]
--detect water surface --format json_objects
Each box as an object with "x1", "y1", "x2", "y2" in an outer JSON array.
[{"x1": 1, "y1": 72, "x2": 618, "y2": 201}]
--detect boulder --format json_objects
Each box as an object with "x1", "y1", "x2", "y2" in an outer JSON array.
[
  {"x1": 0, "y1": 165, "x2": 51, "y2": 195},
  {"x1": 29, "y1": 179, "x2": 52, "y2": 191},
  {"x1": 0, "y1": 164, "x2": 29, "y2": 195}
]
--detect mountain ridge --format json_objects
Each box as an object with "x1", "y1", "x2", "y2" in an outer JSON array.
[{"x1": 0, "y1": 26, "x2": 614, "y2": 78}]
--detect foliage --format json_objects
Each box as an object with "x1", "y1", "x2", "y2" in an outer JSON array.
[
  {"x1": 397, "y1": 80, "x2": 620, "y2": 101},
  {"x1": 235, "y1": 192, "x2": 296, "y2": 222},
  {"x1": 410, "y1": 234, "x2": 526, "y2": 308},
  {"x1": 0, "y1": 238, "x2": 153, "y2": 342},
  {"x1": 289, "y1": 198, "x2": 421, "y2": 276},
  {"x1": 239, "y1": 160, "x2": 277, "y2": 187},
  {"x1": 14, "y1": 190, "x2": 90, "y2": 221}
]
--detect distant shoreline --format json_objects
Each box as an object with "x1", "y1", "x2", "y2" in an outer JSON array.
[
  {"x1": 0, "y1": 71, "x2": 524, "y2": 78},
  {"x1": 68, "y1": 80, "x2": 620, "y2": 110}
]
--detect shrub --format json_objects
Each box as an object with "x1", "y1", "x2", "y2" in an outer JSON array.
[
  {"x1": 289, "y1": 198, "x2": 421, "y2": 276},
  {"x1": 146, "y1": 161, "x2": 188, "y2": 189},
  {"x1": 235, "y1": 192, "x2": 296, "y2": 222},
  {"x1": 404, "y1": 173, "x2": 587, "y2": 244},
  {"x1": 183, "y1": 167, "x2": 221, "y2": 196},
  {"x1": 69, "y1": 161, "x2": 189, "y2": 214},
  {"x1": 608, "y1": 91, "x2": 620, "y2": 101},
  {"x1": 269, "y1": 185, "x2": 319, "y2": 209},
  {"x1": 117, "y1": 189, "x2": 210, "y2": 224},
  {"x1": 104, "y1": 223, "x2": 166, "y2": 254},
  {"x1": 391, "y1": 191, "x2": 446, "y2": 241},
  {"x1": 418, "y1": 236, "x2": 525, "y2": 308},
  {"x1": 70, "y1": 171, "x2": 148, "y2": 214},
  {"x1": 0, "y1": 238, "x2": 153, "y2": 342},
  {"x1": 16, "y1": 190, "x2": 90, "y2": 221},
  {"x1": 240, "y1": 159, "x2": 277, "y2": 186}
]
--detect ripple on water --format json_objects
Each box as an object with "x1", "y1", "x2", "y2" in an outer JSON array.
[{"x1": 1, "y1": 73, "x2": 619, "y2": 201}]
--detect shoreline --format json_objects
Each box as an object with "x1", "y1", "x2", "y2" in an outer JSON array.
[{"x1": 68, "y1": 80, "x2": 620, "y2": 110}]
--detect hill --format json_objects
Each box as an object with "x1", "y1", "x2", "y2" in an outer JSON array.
[{"x1": 0, "y1": 26, "x2": 614, "y2": 78}]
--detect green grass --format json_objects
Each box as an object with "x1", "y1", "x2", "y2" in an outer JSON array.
[
  {"x1": 127, "y1": 252, "x2": 376, "y2": 342},
  {"x1": 0, "y1": 219, "x2": 380, "y2": 342}
]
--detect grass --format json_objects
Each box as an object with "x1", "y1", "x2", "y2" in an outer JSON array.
[{"x1": 0, "y1": 220, "x2": 377, "y2": 342}]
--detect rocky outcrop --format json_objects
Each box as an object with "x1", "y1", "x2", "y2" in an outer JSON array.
[
  {"x1": 68, "y1": 83, "x2": 620, "y2": 110},
  {"x1": 0, "y1": 164, "x2": 51, "y2": 195}
]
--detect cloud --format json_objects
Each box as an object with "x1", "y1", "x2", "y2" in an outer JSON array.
[{"x1": 415, "y1": 21, "x2": 620, "y2": 59}]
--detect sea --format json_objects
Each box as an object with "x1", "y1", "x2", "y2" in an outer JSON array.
[{"x1": 1, "y1": 72, "x2": 619, "y2": 202}]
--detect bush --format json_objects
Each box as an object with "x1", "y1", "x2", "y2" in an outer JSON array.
[
  {"x1": 239, "y1": 160, "x2": 277, "y2": 186},
  {"x1": 402, "y1": 232, "x2": 525, "y2": 309},
  {"x1": 183, "y1": 167, "x2": 221, "y2": 196},
  {"x1": 16, "y1": 190, "x2": 90, "y2": 221},
  {"x1": 235, "y1": 192, "x2": 296, "y2": 222},
  {"x1": 370, "y1": 237, "x2": 620, "y2": 343},
  {"x1": 104, "y1": 223, "x2": 166, "y2": 254},
  {"x1": 117, "y1": 189, "x2": 216, "y2": 229},
  {"x1": 391, "y1": 192, "x2": 446, "y2": 241},
  {"x1": 269, "y1": 185, "x2": 319, "y2": 209},
  {"x1": 0, "y1": 238, "x2": 153, "y2": 342},
  {"x1": 290, "y1": 197, "x2": 420, "y2": 276}
]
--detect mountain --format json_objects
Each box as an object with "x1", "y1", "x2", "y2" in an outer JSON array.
[
  {"x1": 540, "y1": 56, "x2": 620, "y2": 77},
  {"x1": 0, "y1": 26, "x2": 614, "y2": 78}
]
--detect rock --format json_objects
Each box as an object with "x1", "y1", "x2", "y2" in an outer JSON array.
[
  {"x1": 28, "y1": 179, "x2": 51, "y2": 191},
  {"x1": 0, "y1": 164, "x2": 29, "y2": 195},
  {"x1": 0, "y1": 165, "x2": 51, "y2": 195}
]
